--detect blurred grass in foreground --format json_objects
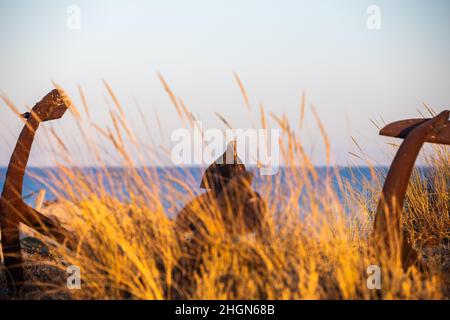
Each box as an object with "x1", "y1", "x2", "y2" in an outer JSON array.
[{"x1": 1, "y1": 77, "x2": 448, "y2": 299}]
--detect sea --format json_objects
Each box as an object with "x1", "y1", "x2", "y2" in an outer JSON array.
[{"x1": 0, "y1": 166, "x2": 391, "y2": 215}]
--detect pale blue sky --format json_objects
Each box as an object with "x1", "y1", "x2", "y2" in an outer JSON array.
[{"x1": 1, "y1": 0, "x2": 449, "y2": 166}]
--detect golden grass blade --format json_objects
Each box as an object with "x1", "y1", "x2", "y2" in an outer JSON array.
[
  {"x1": 77, "y1": 83, "x2": 92, "y2": 122},
  {"x1": 102, "y1": 79, "x2": 126, "y2": 119},
  {"x1": 157, "y1": 72, "x2": 184, "y2": 120},
  {"x1": 233, "y1": 71, "x2": 251, "y2": 111},
  {"x1": 310, "y1": 105, "x2": 330, "y2": 165},
  {"x1": 299, "y1": 90, "x2": 306, "y2": 128},
  {"x1": 215, "y1": 112, "x2": 233, "y2": 129}
]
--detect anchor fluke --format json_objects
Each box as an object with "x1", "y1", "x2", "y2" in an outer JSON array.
[
  {"x1": 380, "y1": 111, "x2": 450, "y2": 145},
  {"x1": 29, "y1": 89, "x2": 71, "y2": 122}
]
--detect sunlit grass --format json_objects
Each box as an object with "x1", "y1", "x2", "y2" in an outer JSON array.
[{"x1": 1, "y1": 76, "x2": 448, "y2": 299}]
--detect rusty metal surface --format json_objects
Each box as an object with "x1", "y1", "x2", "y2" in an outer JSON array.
[
  {"x1": 173, "y1": 144, "x2": 267, "y2": 298},
  {"x1": 0, "y1": 89, "x2": 74, "y2": 295},
  {"x1": 200, "y1": 141, "x2": 246, "y2": 192},
  {"x1": 373, "y1": 110, "x2": 450, "y2": 270},
  {"x1": 380, "y1": 117, "x2": 450, "y2": 145}
]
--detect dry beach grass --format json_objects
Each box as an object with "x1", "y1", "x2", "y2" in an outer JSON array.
[{"x1": 0, "y1": 77, "x2": 448, "y2": 299}]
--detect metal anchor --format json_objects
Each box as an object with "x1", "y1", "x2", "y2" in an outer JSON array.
[
  {"x1": 373, "y1": 110, "x2": 449, "y2": 270},
  {"x1": 0, "y1": 89, "x2": 75, "y2": 295}
]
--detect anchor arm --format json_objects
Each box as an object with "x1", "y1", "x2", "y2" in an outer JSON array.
[
  {"x1": 1, "y1": 89, "x2": 70, "y2": 204},
  {"x1": 374, "y1": 110, "x2": 449, "y2": 269},
  {"x1": 0, "y1": 112, "x2": 42, "y2": 294},
  {"x1": 0, "y1": 89, "x2": 72, "y2": 294},
  {"x1": 1, "y1": 114, "x2": 40, "y2": 203}
]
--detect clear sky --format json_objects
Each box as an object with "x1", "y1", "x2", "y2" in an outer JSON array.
[{"x1": 1, "y1": 0, "x2": 449, "y2": 166}]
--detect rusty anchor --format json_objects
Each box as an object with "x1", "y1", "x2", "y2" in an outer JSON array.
[
  {"x1": 0, "y1": 89, "x2": 75, "y2": 295},
  {"x1": 172, "y1": 142, "x2": 267, "y2": 298},
  {"x1": 373, "y1": 110, "x2": 450, "y2": 270}
]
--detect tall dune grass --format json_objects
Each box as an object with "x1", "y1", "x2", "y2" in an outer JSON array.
[{"x1": 2, "y1": 77, "x2": 448, "y2": 299}]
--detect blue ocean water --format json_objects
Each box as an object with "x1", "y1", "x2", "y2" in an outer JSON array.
[{"x1": 0, "y1": 166, "x2": 388, "y2": 215}]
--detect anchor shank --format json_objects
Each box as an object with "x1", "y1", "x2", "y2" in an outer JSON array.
[{"x1": 1, "y1": 115, "x2": 40, "y2": 203}]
